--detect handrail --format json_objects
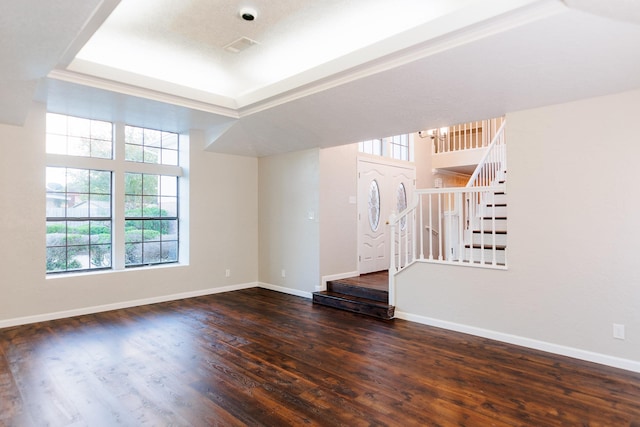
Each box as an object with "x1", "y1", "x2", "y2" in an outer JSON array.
[
  {"x1": 466, "y1": 119, "x2": 507, "y2": 188},
  {"x1": 412, "y1": 185, "x2": 505, "y2": 196}
]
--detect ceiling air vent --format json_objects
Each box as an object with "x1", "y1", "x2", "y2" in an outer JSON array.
[{"x1": 224, "y1": 36, "x2": 259, "y2": 53}]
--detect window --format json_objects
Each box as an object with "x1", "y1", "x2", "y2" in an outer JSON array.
[
  {"x1": 388, "y1": 134, "x2": 410, "y2": 161},
  {"x1": 396, "y1": 182, "x2": 407, "y2": 230},
  {"x1": 368, "y1": 180, "x2": 381, "y2": 232},
  {"x1": 46, "y1": 113, "x2": 112, "y2": 159},
  {"x1": 125, "y1": 126, "x2": 178, "y2": 165},
  {"x1": 359, "y1": 139, "x2": 383, "y2": 156},
  {"x1": 46, "y1": 167, "x2": 112, "y2": 272},
  {"x1": 46, "y1": 114, "x2": 182, "y2": 274},
  {"x1": 124, "y1": 173, "x2": 178, "y2": 266},
  {"x1": 358, "y1": 134, "x2": 412, "y2": 161}
]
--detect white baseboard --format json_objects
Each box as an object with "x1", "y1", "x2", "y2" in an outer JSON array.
[
  {"x1": 318, "y1": 270, "x2": 359, "y2": 291},
  {"x1": 258, "y1": 282, "x2": 313, "y2": 299},
  {"x1": 395, "y1": 311, "x2": 640, "y2": 373},
  {"x1": 0, "y1": 282, "x2": 257, "y2": 329}
]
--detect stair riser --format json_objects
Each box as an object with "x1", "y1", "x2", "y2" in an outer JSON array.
[
  {"x1": 472, "y1": 233, "x2": 507, "y2": 246},
  {"x1": 312, "y1": 294, "x2": 394, "y2": 320},
  {"x1": 465, "y1": 248, "x2": 506, "y2": 265},
  {"x1": 480, "y1": 219, "x2": 507, "y2": 231},
  {"x1": 486, "y1": 193, "x2": 508, "y2": 205},
  {"x1": 479, "y1": 206, "x2": 507, "y2": 217},
  {"x1": 328, "y1": 282, "x2": 388, "y2": 303}
]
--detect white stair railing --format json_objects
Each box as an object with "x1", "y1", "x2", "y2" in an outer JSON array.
[
  {"x1": 388, "y1": 120, "x2": 507, "y2": 308},
  {"x1": 388, "y1": 185, "x2": 507, "y2": 306}
]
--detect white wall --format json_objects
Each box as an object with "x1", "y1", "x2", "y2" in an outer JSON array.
[
  {"x1": 258, "y1": 149, "x2": 320, "y2": 294},
  {"x1": 319, "y1": 144, "x2": 359, "y2": 280},
  {"x1": 396, "y1": 89, "x2": 640, "y2": 368},
  {"x1": 0, "y1": 103, "x2": 259, "y2": 324}
]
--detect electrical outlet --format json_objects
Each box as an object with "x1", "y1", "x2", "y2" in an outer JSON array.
[
  {"x1": 613, "y1": 323, "x2": 625, "y2": 340},
  {"x1": 225, "y1": 269, "x2": 231, "y2": 278},
  {"x1": 281, "y1": 269, "x2": 286, "y2": 278}
]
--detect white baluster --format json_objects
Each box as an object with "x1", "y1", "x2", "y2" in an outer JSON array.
[
  {"x1": 389, "y1": 216, "x2": 397, "y2": 273},
  {"x1": 438, "y1": 193, "x2": 443, "y2": 261},
  {"x1": 457, "y1": 192, "x2": 464, "y2": 263},
  {"x1": 468, "y1": 191, "x2": 474, "y2": 264},
  {"x1": 426, "y1": 195, "x2": 431, "y2": 260},
  {"x1": 405, "y1": 211, "x2": 410, "y2": 267},
  {"x1": 464, "y1": 122, "x2": 468, "y2": 150},
  {"x1": 419, "y1": 197, "x2": 424, "y2": 260},
  {"x1": 492, "y1": 197, "x2": 497, "y2": 266},
  {"x1": 397, "y1": 214, "x2": 402, "y2": 270},
  {"x1": 412, "y1": 208, "x2": 417, "y2": 263}
]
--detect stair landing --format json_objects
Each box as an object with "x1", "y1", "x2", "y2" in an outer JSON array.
[{"x1": 312, "y1": 271, "x2": 394, "y2": 320}]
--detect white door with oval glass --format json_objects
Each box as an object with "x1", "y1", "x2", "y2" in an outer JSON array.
[{"x1": 358, "y1": 159, "x2": 415, "y2": 274}]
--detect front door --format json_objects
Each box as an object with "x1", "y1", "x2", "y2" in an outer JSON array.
[{"x1": 358, "y1": 159, "x2": 415, "y2": 274}]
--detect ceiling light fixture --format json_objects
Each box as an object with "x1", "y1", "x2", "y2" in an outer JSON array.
[
  {"x1": 239, "y1": 7, "x2": 257, "y2": 21},
  {"x1": 418, "y1": 128, "x2": 448, "y2": 141}
]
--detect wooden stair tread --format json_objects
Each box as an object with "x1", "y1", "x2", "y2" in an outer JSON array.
[
  {"x1": 473, "y1": 230, "x2": 507, "y2": 234},
  {"x1": 461, "y1": 259, "x2": 507, "y2": 266},
  {"x1": 465, "y1": 244, "x2": 507, "y2": 250}
]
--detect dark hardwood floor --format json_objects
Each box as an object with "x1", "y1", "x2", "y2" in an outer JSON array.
[{"x1": 1, "y1": 288, "x2": 639, "y2": 426}]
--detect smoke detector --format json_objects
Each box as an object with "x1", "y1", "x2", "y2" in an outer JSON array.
[{"x1": 239, "y1": 7, "x2": 257, "y2": 21}]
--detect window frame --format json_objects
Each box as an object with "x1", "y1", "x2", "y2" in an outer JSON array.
[
  {"x1": 46, "y1": 113, "x2": 184, "y2": 275},
  {"x1": 358, "y1": 134, "x2": 413, "y2": 162}
]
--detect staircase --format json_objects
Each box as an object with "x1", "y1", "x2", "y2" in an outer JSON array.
[
  {"x1": 320, "y1": 118, "x2": 506, "y2": 317},
  {"x1": 312, "y1": 272, "x2": 394, "y2": 320},
  {"x1": 464, "y1": 180, "x2": 507, "y2": 265}
]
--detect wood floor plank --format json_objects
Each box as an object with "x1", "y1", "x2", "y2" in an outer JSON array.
[{"x1": 1, "y1": 288, "x2": 640, "y2": 426}]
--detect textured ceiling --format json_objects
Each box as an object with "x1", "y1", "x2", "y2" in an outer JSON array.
[{"x1": 3, "y1": 0, "x2": 640, "y2": 156}]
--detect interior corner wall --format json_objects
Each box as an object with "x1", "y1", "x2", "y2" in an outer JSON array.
[
  {"x1": 258, "y1": 148, "x2": 320, "y2": 294},
  {"x1": 413, "y1": 132, "x2": 434, "y2": 190},
  {"x1": 0, "y1": 102, "x2": 259, "y2": 323},
  {"x1": 396, "y1": 89, "x2": 640, "y2": 365},
  {"x1": 319, "y1": 144, "x2": 359, "y2": 279}
]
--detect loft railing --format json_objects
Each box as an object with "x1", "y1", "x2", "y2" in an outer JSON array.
[
  {"x1": 466, "y1": 119, "x2": 507, "y2": 188},
  {"x1": 431, "y1": 116, "x2": 505, "y2": 154},
  {"x1": 388, "y1": 120, "x2": 507, "y2": 308}
]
